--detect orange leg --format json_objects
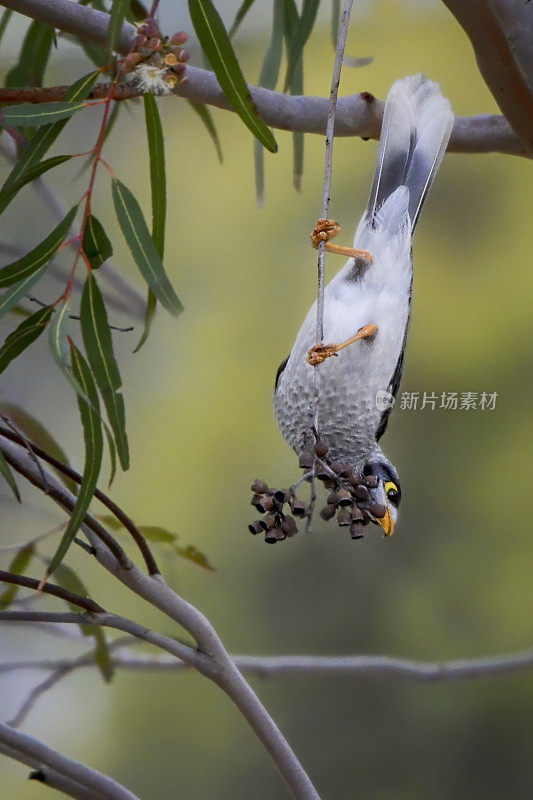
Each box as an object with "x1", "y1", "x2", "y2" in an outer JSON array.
[
  {"x1": 311, "y1": 218, "x2": 373, "y2": 262},
  {"x1": 307, "y1": 323, "x2": 378, "y2": 366}
]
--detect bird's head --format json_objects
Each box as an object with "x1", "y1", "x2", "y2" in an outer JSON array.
[{"x1": 363, "y1": 458, "x2": 401, "y2": 536}]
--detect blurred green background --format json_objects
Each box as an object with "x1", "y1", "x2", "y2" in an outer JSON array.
[{"x1": 1, "y1": 2, "x2": 532, "y2": 799}]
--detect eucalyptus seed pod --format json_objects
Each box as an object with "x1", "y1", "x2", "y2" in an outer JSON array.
[
  {"x1": 274, "y1": 488, "x2": 290, "y2": 504},
  {"x1": 348, "y1": 472, "x2": 364, "y2": 487},
  {"x1": 337, "y1": 508, "x2": 351, "y2": 526},
  {"x1": 299, "y1": 450, "x2": 314, "y2": 469},
  {"x1": 330, "y1": 461, "x2": 351, "y2": 477},
  {"x1": 256, "y1": 495, "x2": 275, "y2": 514},
  {"x1": 314, "y1": 440, "x2": 329, "y2": 458},
  {"x1": 248, "y1": 520, "x2": 266, "y2": 535},
  {"x1": 351, "y1": 506, "x2": 364, "y2": 522},
  {"x1": 264, "y1": 514, "x2": 277, "y2": 530},
  {"x1": 264, "y1": 529, "x2": 278, "y2": 544},
  {"x1": 320, "y1": 504, "x2": 336, "y2": 521},
  {"x1": 337, "y1": 488, "x2": 353, "y2": 506},
  {"x1": 364, "y1": 474, "x2": 379, "y2": 489},
  {"x1": 355, "y1": 485, "x2": 370, "y2": 502},
  {"x1": 350, "y1": 522, "x2": 365, "y2": 539},
  {"x1": 251, "y1": 493, "x2": 263, "y2": 509},
  {"x1": 251, "y1": 479, "x2": 269, "y2": 495},
  {"x1": 367, "y1": 502, "x2": 387, "y2": 520},
  {"x1": 316, "y1": 464, "x2": 332, "y2": 481},
  {"x1": 291, "y1": 498, "x2": 309, "y2": 517},
  {"x1": 281, "y1": 515, "x2": 298, "y2": 536},
  {"x1": 327, "y1": 491, "x2": 341, "y2": 506},
  {"x1": 274, "y1": 527, "x2": 286, "y2": 541}
]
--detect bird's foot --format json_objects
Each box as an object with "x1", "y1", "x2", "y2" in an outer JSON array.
[
  {"x1": 307, "y1": 323, "x2": 378, "y2": 366},
  {"x1": 311, "y1": 218, "x2": 373, "y2": 262}
]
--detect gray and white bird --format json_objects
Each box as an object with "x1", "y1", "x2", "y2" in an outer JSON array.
[{"x1": 273, "y1": 75, "x2": 454, "y2": 536}]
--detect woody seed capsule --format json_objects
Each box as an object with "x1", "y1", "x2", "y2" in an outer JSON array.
[
  {"x1": 248, "y1": 520, "x2": 266, "y2": 535},
  {"x1": 350, "y1": 522, "x2": 365, "y2": 539},
  {"x1": 251, "y1": 479, "x2": 269, "y2": 494},
  {"x1": 338, "y1": 488, "x2": 353, "y2": 506},
  {"x1": 281, "y1": 515, "x2": 298, "y2": 536},
  {"x1": 320, "y1": 504, "x2": 336, "y2": 521},
  {"x1": 299, "y1": 450, "x2": 314, "y2": 469},
  {"x1": 314, "y1": 440, "x2": 329, "y2": 458},
  {"x1": 355, "y1": 485, "x2": 370, "y2": 502},
  {"x1": 337, "y1": 508, "x2": 351, "y2": 526},
  {"x1": 367, "y1": 502, "x2": 387, "y2": 519},
  {"x1": 364, "y1": 475, "x2": 379, "y2": 489},
  {"x1": 256, "y1": 496, "x2": 275, "y2": 514}
]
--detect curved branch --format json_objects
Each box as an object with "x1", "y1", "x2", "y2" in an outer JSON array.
[
  {"x1": 0, "y1": 722, "x2": 141, "y2": 800},
  {"x1": 0, "y1": 0, "x2": 526, "y2": 157}
]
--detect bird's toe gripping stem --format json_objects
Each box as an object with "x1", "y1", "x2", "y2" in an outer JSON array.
[
  {"x1": 311, "y1": 218, "x2": 373, "y2": 262},
  {"x1": 307, "y1": 323, "x2": 378, "y2": 366}
]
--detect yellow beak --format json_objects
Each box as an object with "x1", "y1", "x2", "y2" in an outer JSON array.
[{"x1": 378, "y1": 503, "x2": 395, "y2": 536}]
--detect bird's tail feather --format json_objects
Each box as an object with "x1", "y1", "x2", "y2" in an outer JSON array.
[{"x1": 365, "y1": 75, "x2": 453, "y2": 232}]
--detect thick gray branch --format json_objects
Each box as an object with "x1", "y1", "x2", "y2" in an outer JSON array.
[
  {"x1": 0, "y1": 0, "x2": 526, "y2": 157},
  {"x1": 0, "y1": 723, "x2": 140, "y2": 800}
]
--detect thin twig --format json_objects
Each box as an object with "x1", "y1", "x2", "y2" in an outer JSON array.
[
  {"x1": 0, "y1": 570, "x2": 105, "y2": 613},
  {"x1": 25, "y1": 294, "x2": 134, "y2": 333}
]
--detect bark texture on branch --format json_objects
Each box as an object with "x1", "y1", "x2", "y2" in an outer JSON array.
[{"x1": 0, "y1": 0, "x2": 527, "y2": 157}]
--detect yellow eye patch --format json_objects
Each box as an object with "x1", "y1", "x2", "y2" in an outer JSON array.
[{"x1": 385, "y1": 481, "x2": 399, "y2": 498}]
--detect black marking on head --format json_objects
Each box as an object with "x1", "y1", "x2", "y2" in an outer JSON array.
[
  {"x1": 274, "y1": 355, "x2": 290, "y2": 391},
  {"x1": 364, "y1": 460, "x2": 402, "y2": 506}
]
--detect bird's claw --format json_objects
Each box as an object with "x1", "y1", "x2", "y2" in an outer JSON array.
[
  {"x1": 307, "y1": 344, "x2": 340, "y2": 365},
  {"x1": 311, "y1": 218, "x2": 373, "y2": 262}
]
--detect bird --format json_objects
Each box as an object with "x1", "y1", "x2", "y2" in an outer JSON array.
[{"x1": 273, "y1": 75, "x2": 454, "y2": 537}]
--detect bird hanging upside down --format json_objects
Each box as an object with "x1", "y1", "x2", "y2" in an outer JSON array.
[{"x1": 273, "y1": 75, "x2": 454, "y2": 537}]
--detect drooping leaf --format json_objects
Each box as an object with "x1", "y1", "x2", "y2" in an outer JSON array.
[
  {"x1": 229, "y1": 0, "x2": 257, "y2": 37},
  {"x1": 53, "y1": 562, "x2": 113, "y2": 681},
  {"x1": 0, "y1": 9, "x2": 13, "y2": 47},
  {"x1": 3, "y1": 101, "x2": 90, "y2": 128},
  {"x1": 283, "y1": 0, "x2": 319, "y2": 92},
  {"x1": 46, "y1": 343, "x2": 103, "y2": 578},
  {"x1": 0, "y1": 206, "x2": 78, "y2": 319},
  {"x1": 78, "y1": 38, "x2": 110, "y2": 68},
  {"x1": 5, "y1": 20, "x2": 54, "y2": 88},
  {"x1": 188, "y1": 0, "x2": 277, "y2": 153},
  {"x1": 0, "y1": 154, "x2": 72, "y2": 218},
  {"x1": 133, "y1": 288, "x2": 157, "y2": 353},
  {"x1": 0, "y1": 401, "x2": 77, "y2": 495},
  {"x1": 0, "y1": 304, "x2": 53, "y2": 375},
  {"x1": 1, "y1": 71, "x2": 99, "y2": 190},
  {"x1": 187, "y1": 101, "x2": 223, "y2": 163},
  {"x1": 138, "y1": 525, "x2": 215, "y2": 571},
  {"x1": 283, "y1": 0, "x2": 305, "y2": 192},
  {"x1": 80, "y1": 273, "x2": 129, "y2": 471},
  {"x1": 143, "y1": 93, "x2": 166, "y2": 259},
  {"x1": 254, "y1": 0, "x2": 284, "y2": 205},
  {"x1": 108, "y1": 0, "x2": 131, "y2": 54},
  {"x1": 111, "y1": 178, "x2": 184, "y2": 317},
  {"x1": 0, "y1": 448, "x2": 21, "y2": 503},
  {"x1": 0, "y1": 545, "x2": 34, "y2": 608},
  {"x1": 82, "y1": 215, "x2": 113, "y2": 269}
]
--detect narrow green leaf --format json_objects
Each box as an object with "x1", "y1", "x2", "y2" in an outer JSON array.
[
  {"x1": 0, "y1": 401, "x2": 77, "y2": 495},
  {"x1": 229, "y1": 0, "x2": 257, "y2": 37},
  {"x1": 283, "y1": 0, "x2": 319, "y2": 92},
  {"x1": 1, "y1": 71, "x2": 99, "y2": 190},
  {"x1": 78, "y1": 38, "x2": 109, "y2": 68},
  {"x1": 108, "y1": 0, "x2": 131, "y2": 54},
  {"x1": 0, "y1": 304, "x2": 53, "y2": 375},
  {"x1": 138, "y1": 525, "x2": 215, "y2": 571},
  {"x1": 283, "y1": 0, "x2": 305, "y2": 192},
  {"x1": 0, "y1": 546, "x2": 34, "y2": 608},
  {"x1": 80, "y1": 273, "x2": 129, "y2": 471},
  {"x1": 53, "y1": 562, "x2": 113, "y2": 681},
  {"x1": 0, "y1": 154, "x2": 71, "y2": 218},
  {"x1": 3, "y1": 101, "x2": 89, "y2": 128},
  {"x1": 46, "y1": 343, "x2": 103, "y2": 578},
  {"x1": 187, "y1": 101, "x2": 223, "y2": 163},
  {"x1": 133, "y1": 288, "x2": 157, "y2": 353},
  {"x1": 0, "y1": 206, "x2": 76, "y2": 289},
  {"x1": 188, "y1": 0, "x2": 278, "y2": 152},
  {"x1": 143, "y1": 93, "x2": 166, "y2": 259},
  {"x1": 0, "y1": 207, "x2": 77, "y2": 320},
  {"x1": 0, "y1": 9, "x2": 13, "y2": 47},
  {"x1": 111, "y1": 178, "x2": 184, "y2": 317},
  {"x1": 5, "y1": 20, "x2": 54, "y2": 88},
  {"x1": 254, "y1": 0, "x2": 284, "y2": 205},
  {"x1": 82, "y1": 215, "x2": 113, "y2": 270},
  {"x1": 0, "y1": 448, "x2": 21, "y2": 503}
]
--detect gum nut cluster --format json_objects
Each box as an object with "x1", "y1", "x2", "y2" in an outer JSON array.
[
  {"x1": 248, "y1": 441, "x2": 387, "y2": 544},
  {"x1": 123, "y1": 23, "x2": 190, "y2": 95}
]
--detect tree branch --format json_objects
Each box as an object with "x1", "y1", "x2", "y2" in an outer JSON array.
[
  {"x1": 0, "y1": 722, "x2": 141, "y2": 800},
  {"x1": 0, "y1": 434, "x2": 321, "y2": 800},
  {"x1": 0, "y1": 0, "x2": 526, "y2": 157}
]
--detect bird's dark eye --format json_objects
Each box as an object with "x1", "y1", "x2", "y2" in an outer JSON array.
[{"x1": 385, "y1": 480, "x2": 400, "y2": 507}]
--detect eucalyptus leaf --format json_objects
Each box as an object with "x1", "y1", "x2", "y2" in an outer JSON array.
[
  {"x1": 188, "y1": 0, "x2": 277, "y2": 153},
  {"x1": 229, "y1": 0, "x2": 257, "y2": 37},
  {"x1": 108, "y1": 0, "x2": 131, "y2": 54},
  {"x1": 0, "y1": 154, "x2": 72, "y2": 218},
  {"x1": 111, "y1": 178, "x2": 183, "y2": 317},
  {"x1": 0, "y1": 304, "x2": 53, "y2": 375},
  {"x1": 143, "y1": 93, "x2": 166, "y2": 260},
  {"x1": 0, "y1": 448, "x2": 21, "y2": 503},
  {"x1": 80, "y1": 273, "x2": 129, "y2": 471},
  {"x1": 5, "y1": 20, "x2": 54, "y2": 88},
  {"x1": 3, "y1": 101, "x2": 89, "y2": 128},
  {"x1": 82, "y1": 215, "x2": 113, "y2": 269},
  {"x1": 0, "y1": 545, "x2": 34, "y2": 608},
  {"x1": 187, "y1": 101, "x2": 223, "y2": 164},
  {"x1": 283, "y1": 0, "x2": 319, "y2": 92}
]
